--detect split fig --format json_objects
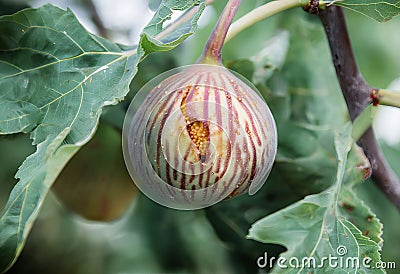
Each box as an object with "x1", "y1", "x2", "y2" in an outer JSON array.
[{"x1": 123, "y1": 0, "x2": 277, "y2": 209}]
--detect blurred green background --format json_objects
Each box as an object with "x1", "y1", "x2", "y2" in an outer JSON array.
[{"x1": 1, "y1": 0, "x2": 399, "y2": 273}]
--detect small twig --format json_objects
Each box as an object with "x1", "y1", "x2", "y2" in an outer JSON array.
[
  {"x1": 226, "y1": 0, "x2": 305, "y2": 42},
  {"x1": 318, "y1": 6, "x2": 400, "y2": 211},
  {"x1": 121, "y1": 1, "x2": 214, "y2": 58},
  {"x1": 374, "y1": 89, "x2": 400, "y2": 108}
]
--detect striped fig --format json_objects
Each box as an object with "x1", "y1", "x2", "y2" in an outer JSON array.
[{"x1": 123, "y1": 0, "x2": 277, "y2": 209}]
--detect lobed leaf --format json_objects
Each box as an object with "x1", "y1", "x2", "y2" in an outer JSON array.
[
  {"x1": 338, "y1": 187, "x2": 383, "y2": 245},
  {"x1": 248, "y1": 125, "x2": 384, "y2": 273},
  {"x1": 0, "y1": 1, "x2": 205, "y2": 272},
  {"x1": 140, "y1": 0, "x2": 205, "y2": 53}
]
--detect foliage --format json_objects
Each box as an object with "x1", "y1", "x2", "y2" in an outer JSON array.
[
  {"x1": 248, "y1": 125, "x2": 383, "y2": 273},
  {"x1": 0, "y1": 1, "x2": 205, "y2": 271}
]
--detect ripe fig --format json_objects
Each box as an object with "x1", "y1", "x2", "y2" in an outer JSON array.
[
  {"x1": 123, "y1": 0, "x2": 277, "y2": 209},
  {"x1": 53, "y1": 124, "x2": 137, "y2": 221}
]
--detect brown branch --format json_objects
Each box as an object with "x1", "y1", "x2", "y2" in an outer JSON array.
[
  {"x1": 83, "y1": 0, "x2": 109, "y2": 38},
  {"x1": 318, "y1": 6, "x2": 400, "y2": 211}
]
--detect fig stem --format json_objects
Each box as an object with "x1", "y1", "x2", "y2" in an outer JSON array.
[
  {"x1": 376, "y1": 89, "x2": 400, "y2": 109},
  {"x1": 198, "y1": 0, "x2": 242, "y2": 65},
  {"x1": 226, "y1": 0, "x2": 309, "y2": 42}
]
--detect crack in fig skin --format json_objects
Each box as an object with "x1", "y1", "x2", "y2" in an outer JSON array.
[{"x1": 180, "y1": 86, "x2": 211, "y2": 163}]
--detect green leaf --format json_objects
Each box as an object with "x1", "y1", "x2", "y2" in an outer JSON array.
[
  {"x1": 248, "y1": 125, "x2": 384, "y2": 273},
  {"x1": 335, "y1": 0, "x2": 400, "y2": 22},
  {"x1": 0, "y1": 1, "x2": 205, "y2": 272},
  {"x1": 250, "y1": 30, "x2": 290, "y2": 85},
  {"x1": 344, "y1": 143, "x2": 372, "y2": 188},
  {"x1": 338, "y1": 187, "x2": 383, "y2": 245},
  {"x1": 226, "y1": 31, "x2": 290, "y2": 86},
  {"x1": 140, "y1": 0, "x2": 205, "y2": 54}
]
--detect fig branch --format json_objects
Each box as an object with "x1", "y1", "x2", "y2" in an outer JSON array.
[{"x1": 318, "y1": 6, "x2": 400, "y2": 211}]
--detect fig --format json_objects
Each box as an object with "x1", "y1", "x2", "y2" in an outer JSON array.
[
  {"x1": 53, "y1": 123, "x2": 137, "y2": 221},
  {"x1": 123, "y1": 0, "x2": 277, "y2": 209}
]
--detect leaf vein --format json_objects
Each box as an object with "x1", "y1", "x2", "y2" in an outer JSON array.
[
  {"x1": 1, "y1": 51, "x2": 124, "y2": 79},
  {"x1": 0, "y1": 60, "x2": 23, "y2": 72},
  {"x1": 38, "y1": 56, "x2": 125, "y2": 110}
]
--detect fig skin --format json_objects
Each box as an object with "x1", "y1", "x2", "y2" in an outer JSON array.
[
  {"x1": 53, "y1": 123, "x2": 137, "y2": 221},
  {"x1": 122, "y1": 0, "x2": 277, "y2": 209},
  {"x1": 124, "y1": 64, "x2": 277, "y2": 209}
]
